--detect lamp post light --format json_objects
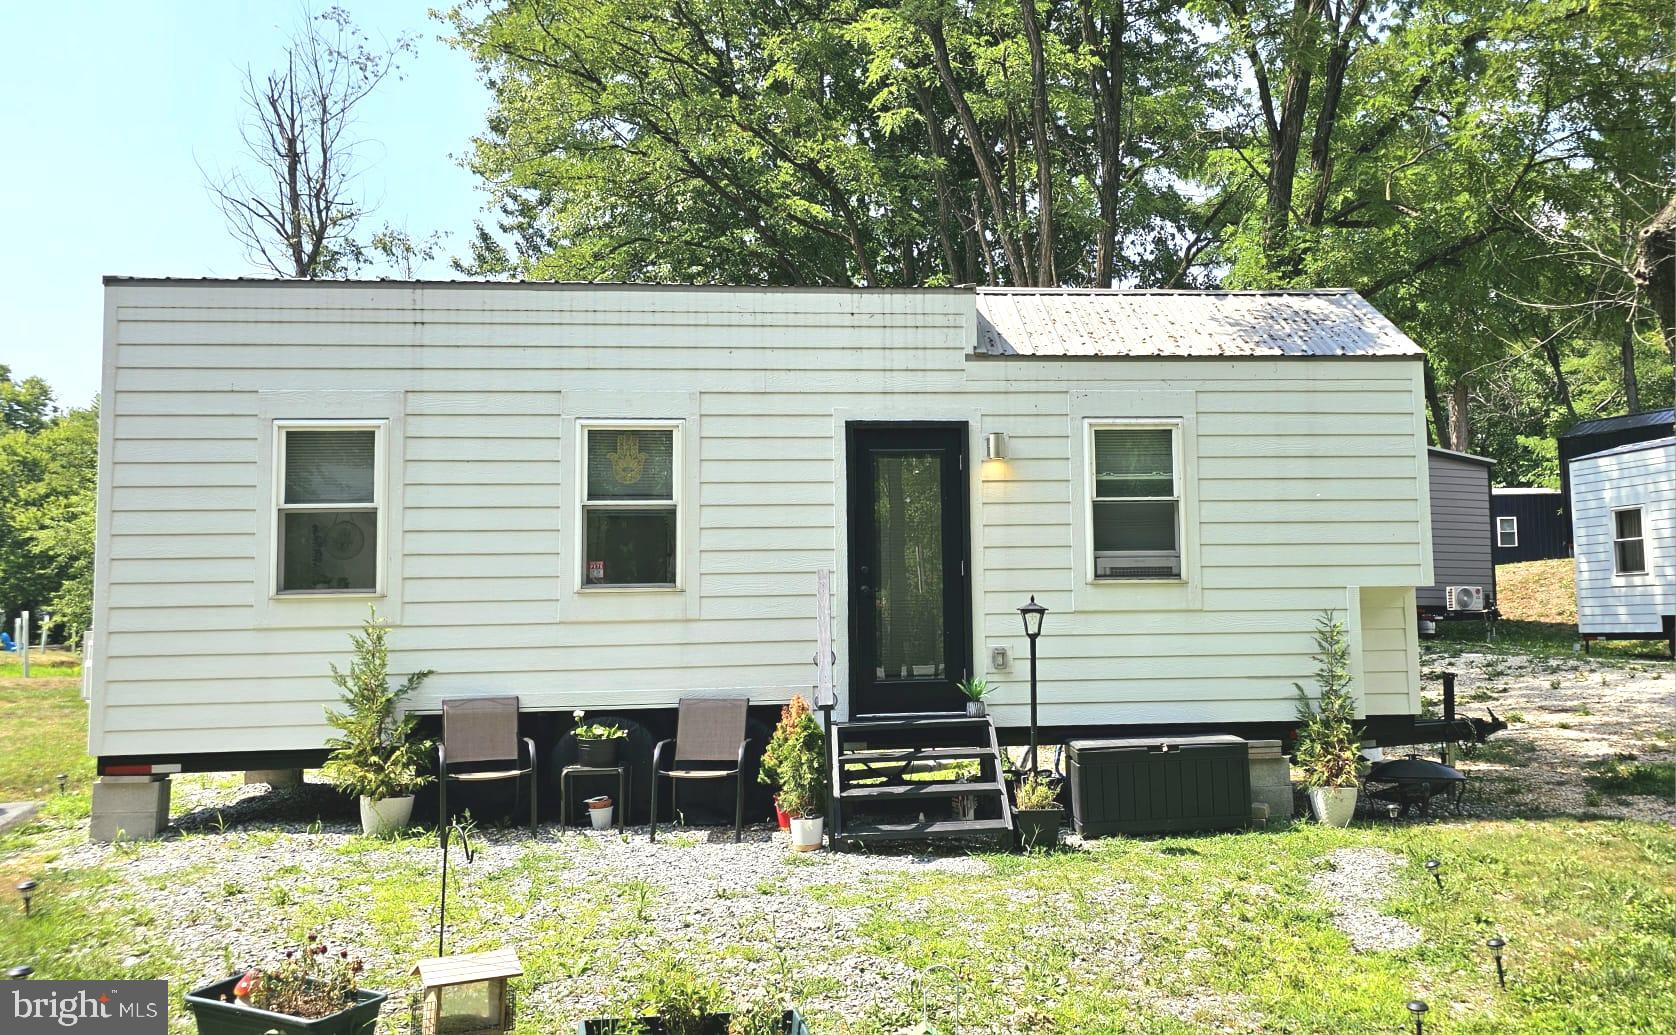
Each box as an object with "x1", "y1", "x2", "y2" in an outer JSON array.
[
  {"x1": 1405, "y1": 999, "x2": 1428, "y2": 1034},
  {"x1": 1017, "y1": 596, "x2": 1048, "y2": 774},
  {"x1": 7, "y1": 965, "x2": 32, "y2": 980},
  {"x1": 1424, "y1": 859, "x2": 1443, "y2": 891},
  {"x1": 1486, "y1": 936, "x2": 1507, "y2": 989},
  {"x1": 16, "y1": 879, "x2": 37, "y2": 918}
]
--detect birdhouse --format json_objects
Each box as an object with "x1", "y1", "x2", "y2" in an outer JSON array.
[{"x1": 410, "y1": 947, "x2": 521, "y2": 1035}]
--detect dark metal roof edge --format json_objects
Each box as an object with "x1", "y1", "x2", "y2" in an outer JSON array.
[
  {"x1": 1570, "y1": 435, "x2": 1676, "y2": 463},
  {"x1": 1428, "y1": 446, "x2": 1496, "y2": 466},
  {"x1": 1557, "y1": 407, "x2": 1676, "y2": 438},
  {"x1": 965, "y1": 351, "x2": 1420, "y2": 361}
]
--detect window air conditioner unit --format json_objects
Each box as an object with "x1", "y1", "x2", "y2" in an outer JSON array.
[{"x1": 1445, "y1": 585, "x2": 1485, "y2": 612}]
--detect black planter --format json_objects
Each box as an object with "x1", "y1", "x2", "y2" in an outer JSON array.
[
  {"x1": 578, "y1": 1009, "x2": 809, "y2": 1034},
  {"x1": 1014, "y1": 808, "x2": 1063, "y2": 850},
  {"x1": 184, "y1": 976, "x2": 387, "y2": 1035},
  {"x1": 577, "y1": 737, "x2": 622, "y2": 767}
]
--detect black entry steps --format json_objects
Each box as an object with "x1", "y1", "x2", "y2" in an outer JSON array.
[{"x1": 827, "y1": 714, "x2": 1013, "y2": 851}]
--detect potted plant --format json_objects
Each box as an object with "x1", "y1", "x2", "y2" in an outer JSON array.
[
  {"x1": 573, "y1": 710, "x2": 629, "y2": 767},
  {"x1": 760, "y1": 696, "x2": 827, "y2": 851},
  {"x1": 1293, "y1": 611, "x2": 1367, "y2": 827},
  {"x1": 321, "y1": 608, "x2": 434, "y2": 837},
  {"x1": 758, "y1": 697, "x2": 810, "y2": 831},
  {"x1": 957, "y1": 676, "x2": 992, "y2": 718},
  {"x1": 185, "y1": 933, "x2": 385, "y2": 1035},
  {"x1": 586, "y1": 794, "x2": 615, "y2": 829},
  {"x1": 1012, "y1": 772, "x2": 1062, "y2": 849}
]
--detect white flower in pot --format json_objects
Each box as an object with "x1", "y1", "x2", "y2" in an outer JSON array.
[{"x1": 321, "y1": 608, "x2": 434, "y2": 837}]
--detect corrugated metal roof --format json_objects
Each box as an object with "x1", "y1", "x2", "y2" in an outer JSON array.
[
  {"x1": 974, "y1": 288, "x2": 1423, "y2": 358},
  {"x1": 1572, "y1": 435, "x2": 1676, "y2": 463},
  {"x1": 1557, "y1": 408, "x2": 1676, "y2": 439}
]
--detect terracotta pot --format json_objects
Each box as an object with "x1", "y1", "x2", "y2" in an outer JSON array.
[
  {"x1": 586, "y1": 795, "x2": 614, "y2": 830},
  {"x1": 1309, "y1": 786, "x2": 1358, "y2": 827},
  {"x1": 357, "y1": 795, "x2": 413, "y2": 838}
]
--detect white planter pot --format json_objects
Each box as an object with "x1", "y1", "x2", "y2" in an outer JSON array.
[
  {"x1": 789, "y1": 815, "x2": 824, "y2": 852},
  {"x1": 588, "y1": 803, "x2": 614, "y2": 829},
  {"x1": 965, "y1": 700, "x2": 988, "y2": 718},
  {"x1": 1308, "y1": 786, "x2": 1358, "y2": 827},
  {"x1": 358, "y1": 794, "x2": 414, "y2": 837}
]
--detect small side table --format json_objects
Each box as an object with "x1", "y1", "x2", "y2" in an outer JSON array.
[{"x1": 558, "y1": 764, "x2": 629, "y2": 836}]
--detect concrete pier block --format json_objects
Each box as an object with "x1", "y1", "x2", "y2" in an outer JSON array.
[
  {"x1": 90, "y1": 775, "x2": 171, "y2": 842},
  {"x1": 244, "y1": 769, "x2": 305, "y2": 788},
  {"x1": 1247, "y1": 739, "x2": 1293, "y2": 821}
]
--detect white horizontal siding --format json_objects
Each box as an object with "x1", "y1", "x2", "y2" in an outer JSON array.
[
  {"x1": 91, "y1": 282, "x2": 1429, "y2": 757},
  {"x1": 1570, "y1": 443, "x2": 1675, "y2": 634}
]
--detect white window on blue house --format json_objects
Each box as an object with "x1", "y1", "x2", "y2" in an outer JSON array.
[
  {"x1": 1613, "y1": 507, "x2": 1646, "y2": 575},
  {"x1": 582, "y1": 423, "x2": 680, "y2": 587},
  {"x1": 276, "y1": 423, "x2": 382, "y2": 594},
  {"x1": 1090, "y1": 423, "x2": 1181, "y2": 579},
  {"x1": 1497, "y1": 516, "x2": 1518, "y2": 548}
]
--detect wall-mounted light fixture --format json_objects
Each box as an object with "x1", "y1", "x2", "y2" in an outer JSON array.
[{"x1": 985, "y1": 432, "x2": 1008, "y2": 461}]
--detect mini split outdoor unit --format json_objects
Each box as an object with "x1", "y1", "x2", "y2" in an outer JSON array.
[{"x1": 1445, "y1": 585, "x2": 1486, "y2": 612}]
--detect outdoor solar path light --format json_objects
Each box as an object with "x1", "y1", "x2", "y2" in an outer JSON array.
[
  {"x1": 7, "y1": 965, "x2": 31, "y2": 980},
  {"x1": 56, "y1": 773, "x2": 67, "y2": 794},
  {"x1": 1018, "y1": 596, "x2": 1048, "y2": 773},
  {"x1": 1405, "y1": 999, "x2": 1428, "y2": 1034},
  {"x1": 16, "y1": 879, "x2": 37, "y2": 917},
  {"x1": 1425, "y1": 859, "x2": 1443, "y2": 890},
  {"x1": 1487, "y1": 936, "x2": 1507, "y2": 988}
]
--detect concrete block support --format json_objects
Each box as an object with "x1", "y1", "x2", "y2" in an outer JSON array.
[
  {"x1": 244, "y1": 769, "x2": 305, "y2": 788},
  {"x1": 1247, "y1": 739, "x2": 1293, "y2": 821},
  {"x1": 90, "y1": 775, "x2": 171, "y2": 843}
]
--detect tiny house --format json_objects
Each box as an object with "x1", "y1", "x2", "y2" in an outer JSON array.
[
  {"x1": 1558, "y1": 408, "x2": 1675, "y2": 550},
  {"x1": 1491, "y1": 488, "x2": 1567, "y2": 563},
  {"x1": 87, "y1": 280, "x2": 1440, "y2": 833},
  {"x1": 1569, "y1": 437, "x2": 1675, "y2": 653},
  {"x1": 1417, "y1": 448, "x2": 1495, "y2": 619}
]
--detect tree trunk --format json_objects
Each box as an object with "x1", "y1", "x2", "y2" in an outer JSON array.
[
  {"x1": 1541, "y1": 338, "x2": 1577, "y2": 420},
  {"x1": 1422, "y1": 358, "x2": 1448, "y2": 447},
  {"x1": 1018, "y1": 0, "x2": 1055, "y2": 285},
  {"x1": 1080, "y1": 0, "x2": 1123, "y2": 287},
  {"x1": 1619, "y1": 314, "x2": 1641, "y2": 413},
  {"x1": 1632, "y1": 193, "x2": 1676, "y2": 374},
  {"x1": 1448, "y1": 380, "x2": 1472, "y2": 453}
]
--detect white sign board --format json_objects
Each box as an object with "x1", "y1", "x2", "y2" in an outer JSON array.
[{"x1": 814, "y1": 569, "x2": 835, "y2": 709}]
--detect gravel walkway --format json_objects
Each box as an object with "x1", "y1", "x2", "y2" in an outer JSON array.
[
  {"x1": 1415, "y1": 652, "x2": 1675, "y2": 822},
  {"x1": 1307, "y1": 847, "x2": 1422, "y2": 952}
]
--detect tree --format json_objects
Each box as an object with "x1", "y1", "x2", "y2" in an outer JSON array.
[
  {"x1": 204, "y1": 7, "x2": 414, "y2": 278},
  {"x1": 0, "y1": 365, "x2": 55, "y2": 433},
  {"x1": 0, "y1": 402, "x2": 97, "y2": 643}
]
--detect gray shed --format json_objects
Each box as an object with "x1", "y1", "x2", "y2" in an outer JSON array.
[{"x1": 1419, "y1": 447, "x2": 1497, "y2": 615}]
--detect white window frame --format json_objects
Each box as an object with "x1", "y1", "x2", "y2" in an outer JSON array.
[
  {"x1": 272, "y1": 419, "x2": 387, "y2": 597},
  {"x1": 1086, "y1": 419, "x2": 1183, "y2": 582},
  {"x1": 576, "y1": 419, "x2": 683, "y2": 591},
  {"x1": 1496, "y1": 515, "x2": 1518, "y2": 548},
  {"x1": 1611, "y1": 505, "x2": 1647, "y2": 576}
]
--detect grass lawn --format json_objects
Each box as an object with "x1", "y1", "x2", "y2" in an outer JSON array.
[
  {"x1": 1429, "y1": 559, "x2": 1668, "y2": 662},
  {"x1": 2, "y1": 675, "x2": 1674, "y2": 1033}
]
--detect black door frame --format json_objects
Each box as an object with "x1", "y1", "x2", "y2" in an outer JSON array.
[{"x1": 844, "y1": 421, "x2": 973, "y2": 717}]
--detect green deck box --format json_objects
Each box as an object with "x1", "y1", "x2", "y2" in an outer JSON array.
[{"x1": 1066, "y1": 735, "x2": 1251, "y2": 836}]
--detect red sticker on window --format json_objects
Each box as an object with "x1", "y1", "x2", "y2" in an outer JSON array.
[{"x1": 588, "y1": 560, "x2": 605, "y2": 582}]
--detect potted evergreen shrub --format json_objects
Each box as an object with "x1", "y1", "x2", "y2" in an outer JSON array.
[
  {"x1": 185, "y1": 933, "x2": 386, "y2": 1035},
  {"x1": 957, "y1": 676, "x2": 992, "y2": 718},
  {"x1": 1011, "y1": 773, "x2": 1062, "y2": 849},
  {"x1": 321, "y1": 608, "x2": 434, "y2": 837},
  {"x1": 572, "y1": 710, "x2": 629, "y2": 766},
  {"x1": 760, "y1": 696, "x2": 827, "y2": 851},
  {"x1": 579, "y1": 954, "x2": 809, "y2": 1033},
  {"x1": 1293, "y1": 611, "x2": 1368, "y2": 827},
  {"x1": 758, "y1": 697, "x2": 807, "y2": 831}
]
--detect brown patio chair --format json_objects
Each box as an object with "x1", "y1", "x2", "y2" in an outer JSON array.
[
  {"x1": 438, "y1": 697, "x2": 537, "y2": 836},
  {"x1": 650, "y1": 697, "x2": 750, "y2": 843}
]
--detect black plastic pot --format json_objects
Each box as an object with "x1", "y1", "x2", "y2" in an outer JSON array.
[
  {"x1": 578, "y1": 1009, "x2": 809, "y2": 1034},
  {"x1": 184, "y1": 976, "x2": 387, "y2": 1035},
  {"x1": 577, "y1": 737, "x2": 622, "y2": 767},
  {"x1": 1013, "y1": 808, "x2": 1063, "y2": 850}
]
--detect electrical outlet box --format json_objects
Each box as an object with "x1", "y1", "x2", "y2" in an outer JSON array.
[{"x1": 990, "y1": 645, "x2": 1010, "y2": 671}]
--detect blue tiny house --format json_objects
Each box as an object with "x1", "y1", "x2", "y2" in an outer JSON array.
[{"x1": 1491, "y1": 488, "x2": 1567, "y2": 563}]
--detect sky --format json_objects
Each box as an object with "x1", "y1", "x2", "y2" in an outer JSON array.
[{"x1": 0, "y1": 2, "x2": 492, "y2": 408}]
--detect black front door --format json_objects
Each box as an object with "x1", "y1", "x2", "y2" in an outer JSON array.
[{"x1": 846, "y1": 423, "x2": 971, "y2": 716}]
